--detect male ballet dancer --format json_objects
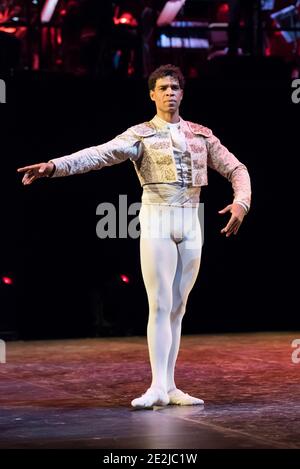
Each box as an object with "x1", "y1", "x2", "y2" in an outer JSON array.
[{"x1": 17, "y1": 64, "x2": 251, "y2": 408}]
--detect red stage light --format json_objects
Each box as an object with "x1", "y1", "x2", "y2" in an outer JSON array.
[
  {"x1": 2, "y1": 276, "x2": 13, "y2": 285},
  {"x1": 113, "y1": 12, "x2": 137, "y2": 27},
  {"x1": 217, "y1": 3, "x2": 229, "y2": 22},
  {"x1": 120, "y1": 274, "x2": 130, "y2": 284},
  {"x1": 219, "y1": 3, "x2": 229, "y2": 14}
]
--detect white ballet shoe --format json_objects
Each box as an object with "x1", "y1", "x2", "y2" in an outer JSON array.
[
  {"x1": 131, "y1": 387, "x2": 170, "y2": 409},
  {"x1": 168, "y1": 388, "x2": 204, "y2": 406}
]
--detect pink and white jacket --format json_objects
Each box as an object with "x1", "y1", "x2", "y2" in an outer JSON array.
[{"x1": 50, "y1": 116, "x2": 251, "y2": 211}]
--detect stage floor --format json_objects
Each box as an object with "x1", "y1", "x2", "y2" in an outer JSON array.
[{"x1": 0, "y1": 332, "x2": 299, "y2": 449}]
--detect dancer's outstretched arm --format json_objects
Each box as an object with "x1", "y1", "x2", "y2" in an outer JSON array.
[{"x1": 17, "y1": 128, "x2": 142, "y2": 185}]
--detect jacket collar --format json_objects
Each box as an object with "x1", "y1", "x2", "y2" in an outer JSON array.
[
  {"x1": 151, "y1": 115, "x2": 212, "y2": 138},
  {"x1": 131, "y1": 117, "x2": 212, "y2": 138}
]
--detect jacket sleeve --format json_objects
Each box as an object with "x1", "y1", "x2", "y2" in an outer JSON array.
[
  {"x1": 49, "y1": 129, "x2": 142, "y2": 178},
  {"x1": 206, "y1": 134, "x2": 251, "y2": 212}
]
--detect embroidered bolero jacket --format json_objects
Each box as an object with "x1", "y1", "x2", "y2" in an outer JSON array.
[{"x1": 50, "y1": 117, "x2": 251, "y2": 210}]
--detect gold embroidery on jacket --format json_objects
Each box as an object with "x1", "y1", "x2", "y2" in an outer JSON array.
[
  {"x1": 149, "y1": 141, "x2": 170, "y2": 150},
  {"x1": 131, "y1": 120, "x2": 211, "y2": 187}
]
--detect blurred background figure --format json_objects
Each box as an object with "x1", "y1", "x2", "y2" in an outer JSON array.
[
  {"x1": 0, "y1": 1, "x2": 21, "y2": 74},
  {"x1": 59, "y1": 0, "x2": 82, "y2": 74},
  {"x1": 80, "y1": 0, "x2": 114, "y2": 78},
  {"x1": 140, "y1": 0, "x2": 159, "y2": 77},
  {"x1": 227, "y1": 0, "x2": 263, "y2": 55},
  {"x1": 112, "y1": 3, "x2": 139, "y2": 77}
]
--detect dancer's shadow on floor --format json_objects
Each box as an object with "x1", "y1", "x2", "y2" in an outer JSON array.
[{"x1": 131, "y1": 404, "x2": 206, "y2": 418}]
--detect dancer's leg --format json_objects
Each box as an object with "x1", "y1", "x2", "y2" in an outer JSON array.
[
  {"x1": 166, "y1": 240, "x2": 201, "y2": 392},
  {"x1": 142, "y1": 236, "x2": 178, "y2": 390},
  {"x1": 167, "y1": 208, "x2": 204, "y2": 405},
  {"x1": 131, "y1": 206, "x2": 178, "y2": 408}
]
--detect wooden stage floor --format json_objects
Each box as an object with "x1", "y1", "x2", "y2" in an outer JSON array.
[{"x1": 0, "y1": 332, "x2": 299, "y2": 449}]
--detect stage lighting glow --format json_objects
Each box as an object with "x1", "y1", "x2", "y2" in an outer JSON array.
[
  {"x1": 114, "y1": 12, "x2": 137, "y2": 27},
  {"x1": 271, "y1": 3, "x2": 300, "y2": 43},
  {"x1": 157, "y1": 0, "x2": 186, "y2": 27},
  {"x1": 41, "y1": 0, "x2": 59, "y2": 23},
  {"x1": 2, "y1": 276, "x2": 13, "y2": 285},
  {"x1": 216, "y1": 3, "x2": 229, "y2": 21},
  {"x1": 120, "y1": 274, "x2": 130, "y2": 284},
  {"x1": 158, "y1": 34, "x2": 209, "y2": 49},
  {"x1": 218, "y1": 3, "x2": 229, "y2": 14}
]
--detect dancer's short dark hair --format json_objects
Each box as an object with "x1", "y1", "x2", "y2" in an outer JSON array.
[{"x1": 148, "y1": 64, "x2": 185, "y2": 91}]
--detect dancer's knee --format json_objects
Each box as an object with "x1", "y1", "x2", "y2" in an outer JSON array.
[
  {"x1": 170, "y1": 304, "x2": 186, "y2": 323},
  {"x1": 148, "y1": 300, "x2": 172, "y2": 322}
]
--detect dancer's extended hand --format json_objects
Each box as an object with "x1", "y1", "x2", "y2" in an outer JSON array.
[
  {"x1": 218, "y1": 203, "x2": 246, "y2": 237},
  {"x1": 17, "y1": 162, "x2": 55, "y2": 185}
]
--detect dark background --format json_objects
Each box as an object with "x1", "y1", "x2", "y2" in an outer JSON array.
[{"x1": 0, "y1": 57, "x2": 298, "y2": 340}]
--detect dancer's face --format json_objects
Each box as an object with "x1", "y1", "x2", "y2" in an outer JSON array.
[{"x1": 150, "y1": 76, "x2": 183, "y2": 115}]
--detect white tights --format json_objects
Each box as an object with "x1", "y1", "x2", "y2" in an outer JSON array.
[{"x1": 139, "y1": 204, "x2": 202, "y2": 394}]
